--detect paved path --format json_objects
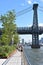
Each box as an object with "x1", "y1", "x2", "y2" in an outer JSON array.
[
  {"x1": 1, "y1": 50, "x2": 25, "y2": 65},
  {"x1": 0, "y1": 59, "x2": 6, "y2": 65},
  {"x1": 6, "y1": 50, "x2": 21, "y2": 65}
]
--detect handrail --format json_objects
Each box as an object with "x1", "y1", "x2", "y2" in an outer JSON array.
[{"x1": 23, "y1": 48, "x2": 31, "y2": 65}]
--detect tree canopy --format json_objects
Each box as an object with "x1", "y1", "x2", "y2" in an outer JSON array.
[{"x1": 0, "y1": 10, "x2": 19, "y2": 45}]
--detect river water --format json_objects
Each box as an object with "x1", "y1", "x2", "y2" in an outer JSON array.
[{"x1": 23, "y1": 45, "x2": 43, "y2": 65}]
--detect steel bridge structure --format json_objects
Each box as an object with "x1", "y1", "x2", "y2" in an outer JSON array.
[
  {"x1": 0, "y1": 4, "x2": 43, "y2": 48},
  {"x1": 17, "y1": 4, "x2": 43, "y2": 48}
]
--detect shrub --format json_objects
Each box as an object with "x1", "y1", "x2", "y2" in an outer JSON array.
[{"x1": 0, "y1": 45, "x2": 16, "y2": 58}]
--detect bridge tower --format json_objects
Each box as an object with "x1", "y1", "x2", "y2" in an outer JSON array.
[{"x1": 31, "y1": 4, "x2": 40, "y2": 48}]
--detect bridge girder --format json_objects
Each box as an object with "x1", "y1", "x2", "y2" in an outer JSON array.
[
  {"x1": 17, "y1": 27, "x2": 43, "y2": 34},
  {"x1": 0, "y1": 26, "x2": 43, "y2": 35}
]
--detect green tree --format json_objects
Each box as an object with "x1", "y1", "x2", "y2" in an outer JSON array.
[
  {"x1": 0, "y1": 10, "x2": 19, "y2": 45},
  {"x1": 14, "y1": 33, "x2": 20, "y2": 44}
]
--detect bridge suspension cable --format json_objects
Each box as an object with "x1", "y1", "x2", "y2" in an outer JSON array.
[
  {"x1": 16, "y1": 4, "x2": 43, "y2": 17},
  {"x1": 16, "y1": 6, "x2": 32, "y2": 17},
  {"x1": 38, "y1": 5, "x2": 43, "y2": 12}
]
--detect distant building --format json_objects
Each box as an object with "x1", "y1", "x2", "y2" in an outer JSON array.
[
  {"x1": 22, "y1": 39, "x2": 24, "y2": 44},
  {"x1": 39, "y1": 38, "x2": 43, "y2": 44}
]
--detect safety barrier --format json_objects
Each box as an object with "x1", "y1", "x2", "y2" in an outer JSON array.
[{"x1": 22, "y1": 48, "x2": 31, "y2": 65}]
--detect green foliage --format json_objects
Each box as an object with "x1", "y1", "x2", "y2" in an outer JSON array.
[
  {"x1": 14, "y1": 33, "x2": 20, "y2": 44},
  {"x1": 0, "y1": 10, "x2": 20, "y2": 58},
  {"x1": 0, "y1": 40, "x2": 1, "y2": 45},
  {"x1": 0, "y1": 45, "x2": 16, "y2": 58},
  {"x1": 0, "y1": 10, "x2": 19, "y2": 45},
  {"x1": 1, "y1": 34, "x2": 10, "y2": 45}
]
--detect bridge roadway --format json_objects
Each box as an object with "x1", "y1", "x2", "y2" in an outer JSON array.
[
  {"x1": 17, "y1": 27, "x2": 43, "y2": 34},
  {"x1": 0, "y1": 26, "x2": 43, "y2": 35},
  {"x1": 23, "y1": 45, "x2": 43, "y2": 65}
]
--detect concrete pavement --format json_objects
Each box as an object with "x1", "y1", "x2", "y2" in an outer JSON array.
[
  {"x1": 0, "y1": 59, "x2": 6, "y2": 65},
  {"x1": 1, "y1": 50, "x2": 24, "y2": 65},
  {"x1": 5, "y1": 50, "x2": 21, "y2": 65}
]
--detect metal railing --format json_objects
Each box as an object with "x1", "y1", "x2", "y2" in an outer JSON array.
[{"x1": 22, "y1": 48, "x2": 31, "y2": 65}]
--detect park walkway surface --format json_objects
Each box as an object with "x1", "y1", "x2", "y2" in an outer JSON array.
[
  {"x1": 0, "y1": 50, "x2": 25, "y2": 65},
  {"x1": 0, "y1": 59, "x2": 6, "y2": 65},
  {"x1": 5, "y1": 50, "x2": 21, "y2": 65},
  {"x1": 2, "y1": 50, "x2": 24, "y2": 65}
]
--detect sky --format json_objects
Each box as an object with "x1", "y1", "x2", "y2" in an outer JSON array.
[{"x1": 0, "y1": 0, "x2": 43, "y2": 42}]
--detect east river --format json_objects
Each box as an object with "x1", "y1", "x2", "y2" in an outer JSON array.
[{"x1": 23, "y1": 45, "x2": 43, "y2": 65}]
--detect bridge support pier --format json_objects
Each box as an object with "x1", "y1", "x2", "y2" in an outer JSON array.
[
  {"x1": 31, "y1": 4, "x2": 40, "y2": 48},
  {"x1": 31, "y1": 45, "x2": 40, "y2": 48},
  {"x1": 31, "y1": 34, "x2": 40, "y2": 48}
]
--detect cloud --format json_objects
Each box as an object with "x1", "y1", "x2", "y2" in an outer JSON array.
[
  {"x1": 38, "y1": 23, "x2": 43, "y2": 26},
  {"x1": 19, "y1": 35, "x2": 32, "y2": 42},
  {"x1": 27, "y1": 0, "x2": 32, "y2": 4}
]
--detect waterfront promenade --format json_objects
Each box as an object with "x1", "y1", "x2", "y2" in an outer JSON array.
[
  {"x1": 0, "y1": 59, "x2": 6, "y2": 65},
  {"x1": 1, "y1": 46, "x2": 43, "y2": 65},
  {"x1": 1, "y1": 50, "x2": 24, "y2": 65},
  {"x1": 0, "y1": 49, "x2": 26, "y2": 65}
]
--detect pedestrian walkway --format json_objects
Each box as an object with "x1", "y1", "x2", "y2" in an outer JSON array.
[
  {"x1": 5, "y1": 50, "x2": 21, "y2": 65},
  {"x1": 2, "y1": 50, "x2": 25, "y2": 65},
  {"x1": 0, "y1": 59, "x2": 6, "y2": 65}
]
